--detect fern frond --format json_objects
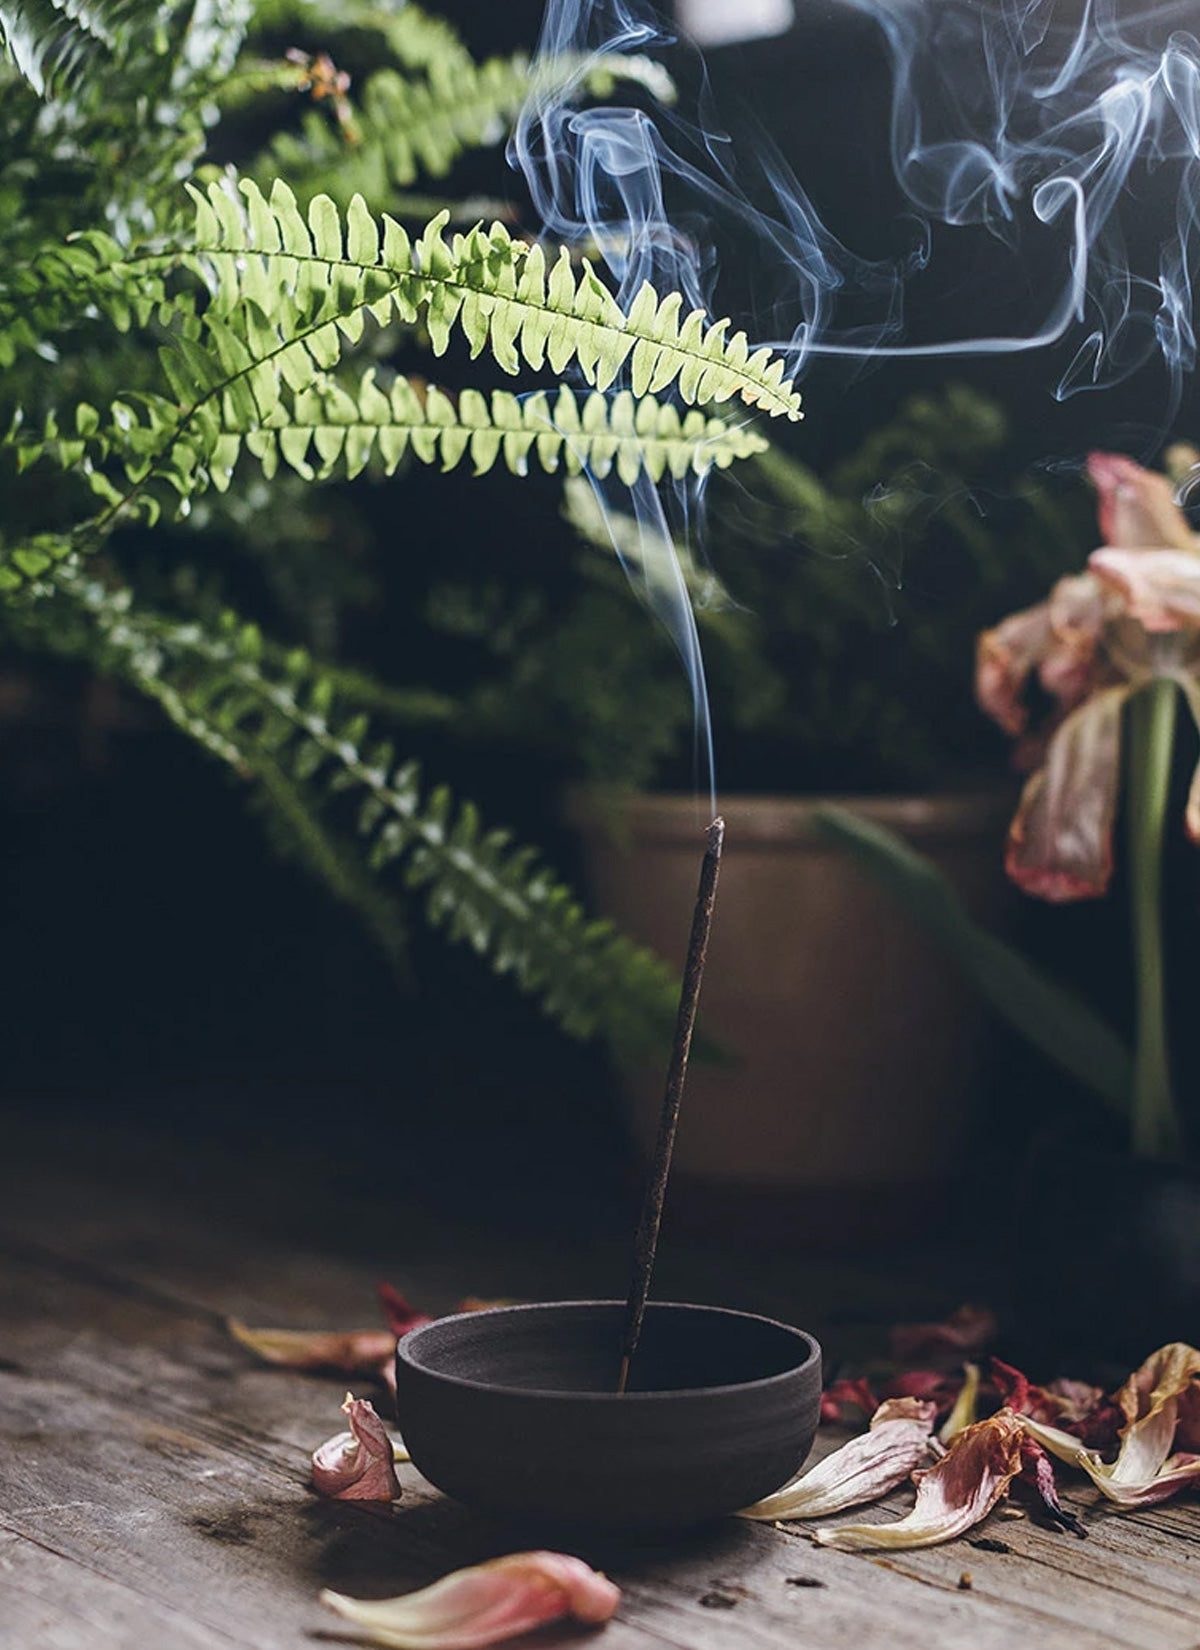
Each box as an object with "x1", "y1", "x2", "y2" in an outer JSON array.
[
  {"x1": 0, "y1": 0, "x2": 155, "y2": 93},
  {"x1": 14, "y1": 377, "x2": 767, "y2": 505},
  {"x1": 263, "y1": 51, "x2": 673, "y2": 208},
  {"x1": 26, "y1": 566, "x2": 680, "y2": 1053},
  {"x1": 184, "y1": 184, "x2": 801, "y2": 416}
]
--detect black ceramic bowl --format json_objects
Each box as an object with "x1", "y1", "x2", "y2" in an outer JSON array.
[{"x1": 394, "y1": 1300, "x2": 821, "y2": 1531}]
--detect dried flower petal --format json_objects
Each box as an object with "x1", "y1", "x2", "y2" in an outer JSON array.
[
  {"x1": 1005, "y1": 686, "x2": 1127, "y2": 901},
  {"x1": 888, "y1": 1370, "x2": 962, "y2": 1409},
  {"x1": 1021, "y1": 1343, "x2": 1200, "y2": 1507},
  {"x1": 977, "y1": 603, "x2": 1053, "y2": 735},
  {"x1": 1090, "y1": 548, "x2": 1200, "y2": 632},
  {"x1": 228, "y1": 1317, "x2": 396, "y2": 1377},
  {"x1": 1088, "y1": 452, "x2": 1199, "y2": 551},
  {"x1": 740, "y1": 1398, "x2": 936, "y2": 1522},
  {"x1": 939, "y1": 1363, "x2": 980, "y2": 1443},
  {"x1": 1040, "y1": 574, "x2": 1112, "y2": 706},
  {"x1": 320, "y1": 1551, "x2": 621, "y2": 1649},
  {"x1": 1018, "y1": 1436, "x2": 1085, "y2": 1536},
  {"x1": 312, "y1": 1394, "x2": 401, "y2": 1501},
  {"x1": 820, "y1": 1376, "x2": 878, "y2": 1424},
  {"x1": 377, "y1": 1284, "x2": 433, "y2": 1339},
  {"x1": 890, "y1": 1305, "x2": 997, "y2": 1367},
  {"x1": 814, "y1": 1409, "x2": 1025, "y2": 1551}
]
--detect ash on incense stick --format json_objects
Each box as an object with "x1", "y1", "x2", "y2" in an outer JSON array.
[{"x1": 617, "y1": 816, "x2": 724, "y2": 1394}]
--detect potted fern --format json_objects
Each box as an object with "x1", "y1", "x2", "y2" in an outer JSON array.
[{"x1": 0, "y1": 0, "x2": 798, "y2": 1064}]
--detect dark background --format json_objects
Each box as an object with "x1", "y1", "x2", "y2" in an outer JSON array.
[{"x1": 3, "y1": 0, "x2": 1198, "y2": 1247}]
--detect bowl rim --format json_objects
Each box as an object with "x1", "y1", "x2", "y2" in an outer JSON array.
[{"x1": 395, "y1": 1298, "x2": 821, "y2": 1403}]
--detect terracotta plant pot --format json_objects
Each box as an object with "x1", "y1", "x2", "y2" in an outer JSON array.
[{"x1": 567, "y1": 790, "x2": 1013, "y2": 1247}]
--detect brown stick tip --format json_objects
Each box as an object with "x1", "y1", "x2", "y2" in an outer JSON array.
[{"x1": 707, "y1": 817, "x2": 725, "y2": 855}]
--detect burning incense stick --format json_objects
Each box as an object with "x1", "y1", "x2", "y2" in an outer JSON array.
[{"x1": 617, "y1": 816, "x2": 725, "y2": 1394}]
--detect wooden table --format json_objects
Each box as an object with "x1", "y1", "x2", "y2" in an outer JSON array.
[{"x1": 3, "y1": 1117, "x2": 1200, "y2": 1650}]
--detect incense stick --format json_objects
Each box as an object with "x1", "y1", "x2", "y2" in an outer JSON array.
[{"x1": 616, "y1": 815, "x2": 725, "y2": 1394}]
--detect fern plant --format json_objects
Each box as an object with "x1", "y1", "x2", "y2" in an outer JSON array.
[{"x1": 0, "y1": 0, "x2": 797, "y2": 1053}]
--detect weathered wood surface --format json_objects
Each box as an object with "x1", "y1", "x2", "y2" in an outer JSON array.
[{"x1": 3, "y1": 1128, "x2": 1200, "y2": 1650}]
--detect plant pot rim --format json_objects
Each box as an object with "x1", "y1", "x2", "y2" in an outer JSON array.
[
  {"x1": 397, "y1": 1299, "x2": 820, "y2": 1402},
  {"x1": 564, "y1": 784, "x2": 1016, "y2": 846}
]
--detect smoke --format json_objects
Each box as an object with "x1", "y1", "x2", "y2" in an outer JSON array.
[{"x1": 508, "y1": 0, "x2": 1200, "y2": 798}]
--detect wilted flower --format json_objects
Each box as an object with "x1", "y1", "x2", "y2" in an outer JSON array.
[{"x1": 977, "y1": 450, "x2": 1200, "y2": 901}]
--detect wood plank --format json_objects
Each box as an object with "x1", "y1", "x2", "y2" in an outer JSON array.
[
  {"x1": 0, "y1": 1531, "x2": 240, "y2": 1650},
  {"x1": 4, "y1": 1147, "x2": 1200, "y2": 1650}
]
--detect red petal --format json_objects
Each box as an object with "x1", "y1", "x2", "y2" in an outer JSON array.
[
  {"x1": 377, "y1": 1282, "x2": 433, "y2": 1339},
  {"x1": 1005, "y1": 687, "x2": 1126, "y2": 901},
  {"x1": 1088, "y1": 452, "x2": 1197, "y2": 550},
  {"x1": 821, "y1": 1377, "x2": 879, "y2": 1423}
]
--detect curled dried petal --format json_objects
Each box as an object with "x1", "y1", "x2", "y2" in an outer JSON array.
[
  {"x1": 939, "y1": 1364, "x2": 980, "y2": 1443},
  {"x1": 320, "y1": 1551, "x2": 621, "y2": 1649},
  {"x1": 740, "y1": 1398, "x2": 936, "y2": 1522},
  {"x1": 312, "y1": 1394, "x2": 401, "y2": 1501},
  {"x1": 814, "y1": 1409, "x2": 1025, "y2": 1551},
  {"x1": 1005, "y1": 687, "x2": 1127, "y2": 901},
  {"x1": 228, "y1": 1317, "x2": 396, "y2": 1377},
  {"x1": 1090, "y1": 548, "x2": 1200, "y2": 633},
  {"x1": 1018, "y1": 1436, "x2": 1085, "y2": 1536},
  {"x1": 1088, "y1": 452, "x2": 1198, "y2": 551},
  {"x1": 1021, "y1": 1343, "x2": 1200, "y2": 1507}
]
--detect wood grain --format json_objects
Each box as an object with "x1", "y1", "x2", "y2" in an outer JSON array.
[{"x1": 2, "y1": 1135, "x2": 1200, "y2": 1649}]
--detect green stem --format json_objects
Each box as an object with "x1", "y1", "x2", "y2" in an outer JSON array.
[{"x1": 1128, "y1": 678, "x2": 1183, "y2": 1159}]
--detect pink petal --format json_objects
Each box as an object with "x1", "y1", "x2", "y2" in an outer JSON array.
[
  {"x1": 814, "y1": 1408, "x2": 1026, "y2": 1551},
  {"x1": 1005, "y1": 686, "x2": 1127, "y2": 901},
  {"x1": 740, "y1": 1398, "x2": 937, "y2": 1521},
  {"x1": 1039, "y1": 574, "x2": 1112, "y2": 706},
  {"x1": 890, "y1": 1304, "x2": 997, "y2": 1366},
  {"x1": 312, "y1": 1394, "x2": 402, "y2": 1501},
  {"x1": 320, "y1": 1552, "x2": 621, "y2": 1649},
  {"x1": 1090, "y1": 548, "x2": 1200, "y2": 632},
  {"x1": 977, "y1": 602, "x2": 1053, "y2": 735},
  {"x1": 228, "y1": 1318, "x2": 396, "y2": 1378},
  {"x1": 1088, "y1": 452, "x2": 1198, "y2": 551}
]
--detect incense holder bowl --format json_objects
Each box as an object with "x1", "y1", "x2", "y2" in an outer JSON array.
[{"x1": 394, "y1": 1300, "x2": 821, "y2": 1532}]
